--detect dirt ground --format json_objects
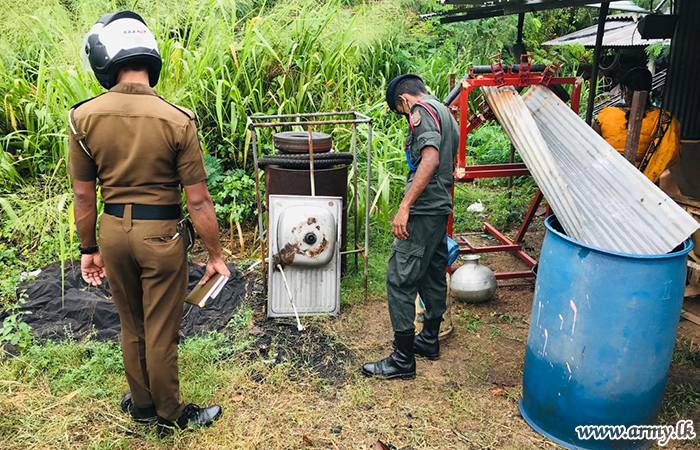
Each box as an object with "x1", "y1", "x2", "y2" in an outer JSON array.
[
  {"x1": 230, "y1": 226, "x2": 700, "y2": 450},
  {"x1": 2, "y1": 226, "x2": 699, "y2": 449}
]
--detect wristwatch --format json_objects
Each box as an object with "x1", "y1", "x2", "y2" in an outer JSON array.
[{"x1": 79, "y1": 244, "x2": 99, "y2": 255}]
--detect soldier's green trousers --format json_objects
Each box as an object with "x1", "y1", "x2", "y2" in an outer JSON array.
[{"x1": 386, "y1": 214, "x2": 449, "y2": 333}]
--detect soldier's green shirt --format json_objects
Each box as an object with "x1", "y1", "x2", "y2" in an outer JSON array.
[{"x1": 403, "y1": 95, "x2": 459, "y2": 215}]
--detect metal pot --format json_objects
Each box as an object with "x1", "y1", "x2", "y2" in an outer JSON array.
[{"x1": 450, "y1": 254, "x2": 496, "y2": 303}]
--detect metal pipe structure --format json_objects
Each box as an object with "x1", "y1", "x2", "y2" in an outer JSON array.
[
  {"x1": 445, "y1": 54, "x2": 582, "y2": 281},
  {"x1": 364, "y1": 122, "x2": 373, "y2": 300},
  {"x1": 248, "y1": 112, "x2": 373, "y2": 301},
  {"x1": 307, "y1": 125, "x2": 316, "y2": 196},
  {"x1": 585, "y1": 2, "x2": 610, "y2": 125},
  {"x1": 252, "y1": 119, "x2": 371, "y2": 127},
  {"x1": 351, "y1": 123, "x2": 359, "y2": 271},
  {"x1": 250, "y1": 124, "x2": 267, "y2": 291}
]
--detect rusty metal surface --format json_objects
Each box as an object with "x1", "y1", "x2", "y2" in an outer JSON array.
[
  {"x1": 265, "y1": 165, "x2": 349, "y2": 270},
  {"x1": 273, "y1": 131, "x2": 333, "y2": 153},
  {"x1": 248, "y1": 110, "x2": 372, "y2": 302},
  {"x1": 267, "y1": 195, "x2": 342, "y2": 317},
  {"x1": 519, "y1": 85, "x2": 698, "y2": 254}
]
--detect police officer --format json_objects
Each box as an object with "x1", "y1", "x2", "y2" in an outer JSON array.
[
  {"x1": 69, "y1": 11, "x2": 228, "y2": 437},
  {"x1": 362, "y1": 74, "x2": 459, "y2": 379}
]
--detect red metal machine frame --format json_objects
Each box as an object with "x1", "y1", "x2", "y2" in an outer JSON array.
[{"x1": 448, "y1": 54, "x2": 582, "y2": 281}]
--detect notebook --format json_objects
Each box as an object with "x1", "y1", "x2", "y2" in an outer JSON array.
[{"x1": 185, "y1": 273, "x2": 229, "y2": 308}]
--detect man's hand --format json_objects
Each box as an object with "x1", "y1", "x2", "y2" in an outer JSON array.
[
  {"x1": 81, "y1": 252, "x2": 106, "y2": 286},
  {"x1": 200, "y1": 257, "x2": 231, "y2": 285},
  {"x1": 392, "y1": 204, "x2": 410, "y2": 240}
]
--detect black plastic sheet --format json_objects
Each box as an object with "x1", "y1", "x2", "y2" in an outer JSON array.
[{"x1": 3, "y1": 261, "x2": 247, "y2": 342}]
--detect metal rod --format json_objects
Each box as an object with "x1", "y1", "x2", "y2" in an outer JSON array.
[
  {"x1": 571, "y1": 78, "x2": 583, "y2": 114},
  {"x1": 459, "y1": 244, "x2": 522, "y2": 253},
  {"x1": 307, "y1": 125, "x2": 316, "y2": 196},
  {"x1": 586, "y1": 2, "x2": 610, "y2": 125},
  {"x1": 251, "y1": 118, "x2": 372, "y2": 128},
  {"x1": 340, "y1": 248, "x2": 365, "y2": 255},
  {"x1": 514, "y1": 189, "x2": 544, "y2": 244},
  {"x1": 251, "y1": 111, "x2": 356, "y2": 120},
  {"x1": 277, "y1": 264, "x2": 304, "y2": 331},
  {"x1": 364, "y1": 122, "x2": 372, "y2": 301},
  {"x1": 516, "y1": 12, "x2": 525, "y2": 44},
  {"x1": 251, "y1": 129, "x2": 267, "y2": 289},
  {"x1": 495, "y1": 271, "x2": 536, "y2": 280},
  {"x1": 351, "y1": 123, "x2": 359, "y2": 271}
]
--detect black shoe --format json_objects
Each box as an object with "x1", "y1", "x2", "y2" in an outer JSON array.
[
  {"x1": 120, "y1": 392, "x2": 157, "y2": 424},
  {"x1": 361, "y1": 332, "x2": 416, "y2": 379},
  {"x1": 156, "y1": 403, "x2": 223, "y2": 438},
  {"x1": 414, "y1": 318, "x2": 441, "y2": 360}
]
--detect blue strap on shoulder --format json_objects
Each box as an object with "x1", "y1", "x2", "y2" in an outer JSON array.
[{"x1": 404, "y1": 145, "x2": 418, "y2": 171}]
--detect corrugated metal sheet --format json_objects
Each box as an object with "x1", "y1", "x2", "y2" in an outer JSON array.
[
  {"x1": 484, "y1": 85, "x2": 698, "y2": 255},
  {"x1": 269, "y1": 266, "x2": 339, "y2": 316},
  {"x1": 481, "y1": 87, "x2": 586, "y2": 242},
  {"x1": 664, "y1": 0, "x2": 700, "y2": 140},
  {"x1": 544, "y1": 17, "x2": 668, "y2": 47}
]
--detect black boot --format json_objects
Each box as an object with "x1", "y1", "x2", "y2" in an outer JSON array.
[
  {"x1": 361, "y1": 332, "x2": 416, "y2": 379},
  {"x1": 156, "y1": 403, "x2": 223, "y2": 438},
  {"x1": 120, "y1": 392, "x2": 157, "y2": 424},
  {"x1": 414, "y1": 318, "x2": 441, "y2": 360}
]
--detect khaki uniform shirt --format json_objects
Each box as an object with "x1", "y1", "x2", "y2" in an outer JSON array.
[
  {"x1": 403, "y1": 95, "x2": 459, "y2": 215},
  {"x1": 68, "y1": 82, "x2": 207, "y2": 205}
]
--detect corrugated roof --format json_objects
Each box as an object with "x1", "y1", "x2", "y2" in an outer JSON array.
[
  {"x1": 544, "y1": 16, "x2": 669, "y2": 47},
  {"x1": 483, "y1": 85, "x2": 698, "y2": 255},
  {"x1": 433, "y1": 0, "x2": 652, "y2": 23}
]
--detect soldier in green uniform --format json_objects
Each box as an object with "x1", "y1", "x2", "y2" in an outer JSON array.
[
  {"x1": 69, "y1": 11, "x2": 228, "y2": 437},
  {"x1": 362, "y1": 74, "x2": 459, "y2": 379}
]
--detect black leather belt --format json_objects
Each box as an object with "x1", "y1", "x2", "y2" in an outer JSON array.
[{"x1": 104, "y1": 203, "x2": 181, "y2": 220}]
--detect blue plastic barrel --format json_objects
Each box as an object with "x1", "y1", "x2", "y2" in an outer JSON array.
[{"x1": 520, "y1": 216, "x2": 692, "y2": 450}]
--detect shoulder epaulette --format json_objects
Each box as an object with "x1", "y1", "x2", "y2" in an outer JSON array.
[
  {"x1": 69, "y1": 92, "x2": 106, "y2": 112},
  {"x1": 413, "y1": 100, "x2": 442, "y2": 133},
  {"x1": 158, "y1": 96, "x2": 196, "y2": 120}
]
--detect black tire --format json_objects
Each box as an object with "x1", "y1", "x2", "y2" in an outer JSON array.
[
  {"x1": 272, "y1": 131, "x2": 333, "y2": 153},
  {"x1": 259, "y1": 152, "x2": 354, "y2": 170}
]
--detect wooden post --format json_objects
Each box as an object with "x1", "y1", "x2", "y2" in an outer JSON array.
[
  {"x1": 449, "y1": 73, "x2": 456, "y2": 93},
  {"x1": 623, "y1": 90, "x2": 648, "y2": 165}
]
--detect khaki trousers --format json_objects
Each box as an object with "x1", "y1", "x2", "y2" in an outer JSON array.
[{"x1": 98, "y1": 205, "x2": 187, "y2": 421}]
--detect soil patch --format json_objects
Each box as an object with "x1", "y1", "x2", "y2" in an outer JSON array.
[
  {"x1": 245, "y1": 281, "x2": 354, "y2": 386},
  {"x1": 4, "y1": 260, "x2": 247, "y2": 342}
]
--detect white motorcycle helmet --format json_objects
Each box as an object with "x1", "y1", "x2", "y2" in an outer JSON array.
[{"x1": 82, "y1": 10, "x2": 162, "y2": 89}]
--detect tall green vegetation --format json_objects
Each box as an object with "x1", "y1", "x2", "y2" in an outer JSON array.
[{"x1": 0, "y1": 0, "x2": 594, "y2": 304}]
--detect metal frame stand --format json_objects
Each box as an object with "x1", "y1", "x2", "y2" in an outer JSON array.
[
  {"x1": 447, "y1": 54, "x2": 582, "y2": 281},
  {"x1": 247, "y1": 112, "x2": 373, "y2": 300}
]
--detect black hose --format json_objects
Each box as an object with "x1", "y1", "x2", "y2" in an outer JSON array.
[
  {"x1": 259, "y1": 152, "x2": 354, "y2": 170},
  {"x1": 443, "y1": 74, "x2": 470, "y2": 106}
]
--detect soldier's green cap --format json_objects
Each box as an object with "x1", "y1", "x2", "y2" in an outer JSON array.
[{"x1": 386, "y1": 74, "x2": 423, "y2": 113}]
